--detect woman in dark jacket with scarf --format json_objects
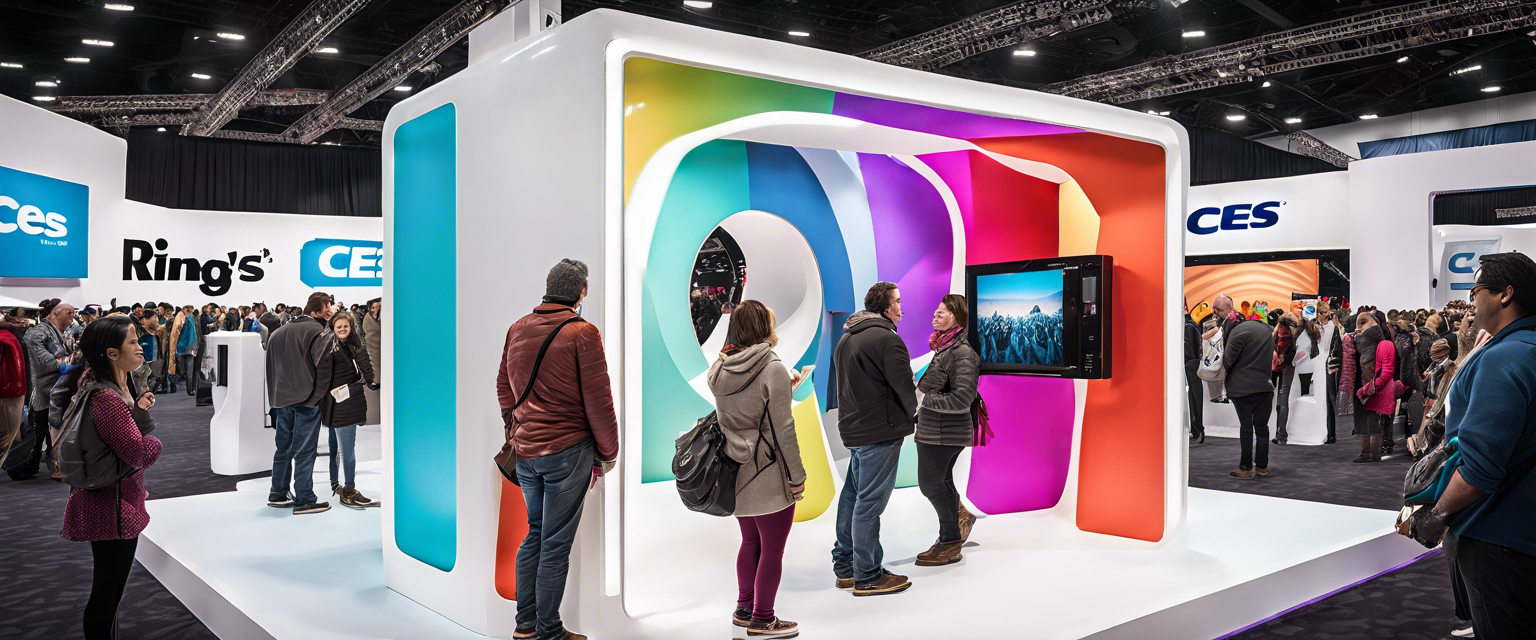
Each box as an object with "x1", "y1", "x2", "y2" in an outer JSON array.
[
  {"x1": 315, "y1": 311, "x2": 378, "y2": 509},
  {"x1": 915, "y1": 294, "x2": 980, "y2": 567}
]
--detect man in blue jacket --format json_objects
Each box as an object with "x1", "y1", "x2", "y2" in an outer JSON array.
[{"x1": 1403, "y1": 252, "x2": 1536, "y2": 638}]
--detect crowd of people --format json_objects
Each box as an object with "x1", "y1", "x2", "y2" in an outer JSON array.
[
  {"x1": 1185, "y1": 251, "x2": 1536, "y2": 639},
  {"x1": 0, "y1": 293, "x2": 384, "y2": 639}
]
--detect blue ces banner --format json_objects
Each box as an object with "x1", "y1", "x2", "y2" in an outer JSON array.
[
  {"x1": 0, "y1": 165, "x2": 89, "y2": 278},
  {"x1": 299, "y1": 238, "x2": 383, "y2": 287}
]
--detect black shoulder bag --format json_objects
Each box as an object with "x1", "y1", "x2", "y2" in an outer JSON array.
[{"x1": 494, "y1": 317, "x2": 584, "y2": 486}]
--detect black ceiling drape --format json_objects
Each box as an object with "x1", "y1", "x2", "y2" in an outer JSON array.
[
  {"x1": 1433, "y1": 185, "x2": 1536, "y2": 226},
  {"x1": 1188, "y1": 126, "x2": 1344, "y2": 186},
  {"x1": 126, "y1": 129, "x2": 381, "y2": 217}
]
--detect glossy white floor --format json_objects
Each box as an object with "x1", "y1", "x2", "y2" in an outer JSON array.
[{"x1": 139, "y1": 458, "x2": 1428, "y2": 640}]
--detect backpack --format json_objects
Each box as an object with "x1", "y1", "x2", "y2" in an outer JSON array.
[
  {"x1": 55, "y1": 382, "x2": 139, "y2": 490},
  {"x1": 1393, "y1": 332, "x2": 1420, "y2": 392},
  {"x1": 673, "y1": 364, "x2": 784, "y2": 517},
  {"x1": 0, "y1": 330, "x2": 24, "y2": 399}
]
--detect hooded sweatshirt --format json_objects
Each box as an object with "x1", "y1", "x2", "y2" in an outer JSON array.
[
  {"x1": 833, "y1": 310, "x2": 919, "y2": 448},
  {"x1": 707, "y1": 342, "x2": 807, "y2": 517}
]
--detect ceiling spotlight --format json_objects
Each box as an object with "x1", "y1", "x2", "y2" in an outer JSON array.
[
  {"x1": 64, "y1": 57, "x2": 90, "y2": 63},
  {"x1": 1146, "y1": 109, "x2": 1158, "y2": 114},
  {"x1": 1182, "y1": 30, "x2": 1205, "y2": 38},
  {"x1": 32, "y1": 96, "x2": 55, "y2": 102},
  {"x1": 1013, "y1": 49, "x2": 1037, "y2": 57},
  {"x1": 314, "y1": 46, "x2": 339, "y2": 54},
  {"x1": 1284, "y1": 117, "x2": 1302, "y2": 124},
  {"x1": 1397, "y1": 56, "x2": 1410, "y2": 63},
  {"x1": 682, "y1": 0, "x2": 713, "y2": 7},
  {"x1": 0, "y1": 62, "x2": 22, "y2": 69},
  {"x1": 1450, "y1": 64, "x2": 1483, "y2": 76},
  {"x1": 1226, "y1": 114, "x2": 1247, "y2": 121},
  {"x1": 82, "y1": 38, "x2": 114, "y2": 47},
  {"x1": 190, "y1": 72, "x2": 211, "y2": 79},
  {"x1": 787, "y1": 30, "x2": 811, "y2": 37},
  {"x1": 393, "y1": 85, "x2": 412, "y2": 91},
  {"x1": 1261, "y1": 81, "x2": 1271, "y2": 87},
  {"x1": 1159, "y1": 111, "x2": 1171, "y2": 116},
  {"x1": 104, "y1": 3, "x2": 134, "y2": 10},
  {"x1": 216, "y1": 32, "x2": 245, "y2": 40},
  {"x1": 157, "y1": 127, "x2": 166, "y2": 132},
  {"x1": 1360, "y1": 113, "x2": 1379, "y2": 120},
  {"x1": 35, "y1": 80, "x2": 57, "y2": 87},
  {"x1": 1482, "y1": 85, "x2": 1502, "y2": 92}
]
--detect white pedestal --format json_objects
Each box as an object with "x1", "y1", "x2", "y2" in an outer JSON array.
[{"x1": 208, "y1": 332, "x2": 273, "y2": 475}]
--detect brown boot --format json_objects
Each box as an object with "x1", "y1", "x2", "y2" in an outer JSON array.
[
  {"x1": 958, "y1": 504, "x2": 977, "y2": 544},
  {"x1": 853, "y1": 570, "x2": 912, "y2": 597},
  {"x1": 747, "y1": 616, "x2": 799, "y2": 638},
  {"x1": 1352, "y1": 435, "x2": 1374, "y2": 463},
  {"x1": 915, "y1": 539, "x2": 964, "y2": 566},
  {"x1": 1370, "y1": 434, "x2": 1384, "y2": 462}
]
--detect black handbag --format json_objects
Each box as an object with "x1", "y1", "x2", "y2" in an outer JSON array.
[
  {"x1": 673, "y1": 365, "x2": 786, "y2": 517},
  {"x1": 494, "y1": 316, "x2": 584, "y2": 486}
]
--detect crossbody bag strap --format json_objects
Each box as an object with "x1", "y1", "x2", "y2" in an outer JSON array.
[{"x1": 512, "y1": 316, "x2": 583, "y2": 413}]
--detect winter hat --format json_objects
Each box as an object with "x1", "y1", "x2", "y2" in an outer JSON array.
[{"x1": 545, "y1": 259, "x2": 589, "y2": 304}]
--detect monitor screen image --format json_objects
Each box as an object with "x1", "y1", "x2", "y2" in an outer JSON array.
[{"x1": 975, "y1": 269, "x2": 1065, "y2": 367}]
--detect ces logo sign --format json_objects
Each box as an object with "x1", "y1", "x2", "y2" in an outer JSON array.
[
  {"x1": 1187, "y1": 201, "x2": 1283, "y2": 236},
  {"x1": 300, "y1": 239, "x2": 382, "y2": 287},
  {"x1": 0, "y1": 165, "x2": 88, "y2": 278}
]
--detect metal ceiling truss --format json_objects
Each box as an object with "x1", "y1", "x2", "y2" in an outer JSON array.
[
  {"x1": 280, "y1": 0, "x2": 513, "y2": 144},
  {"x1": 50, "y1": 89, "x2": 330, "y2": 114},
  {"x1": 180, "y1": 0, "x2": 374, "y2": 137},
  {"x1": 1285, "y1": 131, "x2": 1356, "y2": 168},
  {"x1": 860, "y1": 0, "x2": 1158, "y2": 71},
  {"x1": 1042, "y1": 0, "x2": 1536, "y2": 103},
  {"x1": 89, "y1": 112, "x2": 383, "y2": 132}
]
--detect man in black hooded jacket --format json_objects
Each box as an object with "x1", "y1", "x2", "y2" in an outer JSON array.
[{"x1": 831, "y1": 281, "x2": 919, "y2": 597}]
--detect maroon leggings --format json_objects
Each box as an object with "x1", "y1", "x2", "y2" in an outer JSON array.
[{"x1": 736, "y1": 503, "x2": 796, "y2": 619}]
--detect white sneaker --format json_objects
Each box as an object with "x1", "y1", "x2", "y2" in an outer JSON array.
[{"x1": 1450, "y1": 625, "x2": 1475, "y2": 638}]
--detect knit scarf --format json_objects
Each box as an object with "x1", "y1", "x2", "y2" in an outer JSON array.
[{"x1": 929, "y1": 326, "x2": 965, "y2": 352}]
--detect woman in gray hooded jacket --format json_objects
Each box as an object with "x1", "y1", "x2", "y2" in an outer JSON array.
[{"x1": 707, "y1": 300, "x2": 806, "y2": 639}]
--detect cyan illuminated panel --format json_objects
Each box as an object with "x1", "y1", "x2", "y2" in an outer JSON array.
[{"x1": 392, "y1": 103, "x2": 457, "y2": 571}]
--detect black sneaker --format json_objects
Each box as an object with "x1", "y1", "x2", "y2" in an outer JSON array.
[
  {"x1": 292, "y1": 501, "x2": 331, "y2": 515},
  {"x1": 267, "y1": 492, "x2": 294, "y2": 508}
]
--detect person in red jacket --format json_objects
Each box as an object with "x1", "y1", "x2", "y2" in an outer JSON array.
[
  {"x1": 495, "y1": 259, "x2": 618, "y2": 640},
  {"x1": 62, "y1": 314, "x2": 162, "y2": 640}
]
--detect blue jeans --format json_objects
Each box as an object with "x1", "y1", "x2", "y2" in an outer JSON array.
[
  {"x1": 832, "y1": 438, "x2": 903, "y2": 583},
  {"x1": 327, "y1": 425, "x2": 357, "y2": 489},
  {"x1": 270, "y1": 405, "x2": 322, "y2": 504},
  {"x1": 515, "y1": 439, "x2": 594, "y2": 639}
]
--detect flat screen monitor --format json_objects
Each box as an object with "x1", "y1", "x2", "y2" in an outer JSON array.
[{"x1": 966, "y1": 254, "x2": 1112, "y2": 379}]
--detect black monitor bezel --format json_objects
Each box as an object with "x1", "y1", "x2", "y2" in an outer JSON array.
[{"x1": 966, "y1": 254, "x2": 1109, "y2": 377}]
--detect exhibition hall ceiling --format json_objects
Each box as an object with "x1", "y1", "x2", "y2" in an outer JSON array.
[{"x1": 3, "y1": 0, "x2": 1535, "y2": 146}]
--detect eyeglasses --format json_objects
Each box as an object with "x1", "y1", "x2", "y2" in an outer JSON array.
[{"x1": 1468, "y1": 284, "x2": 1488, "y2": 302}]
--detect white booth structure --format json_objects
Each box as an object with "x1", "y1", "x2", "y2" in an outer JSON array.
[
  {"x1": 129, "y1": 9, "x2": 1427, "y2": 640},
  {"x1": 207, "y1": 331, "x2": 274, "y2": 475}
]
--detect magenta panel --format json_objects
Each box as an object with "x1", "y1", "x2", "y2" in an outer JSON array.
[
  {"x1": 967, "y1": 375, "x2": 1076, "y2": 513},
  {"x1": 856, "y1": 152, "x2": 954, "y2": 354},
  {"x1": 832, "y1": 93, "x2": 1083, "y2": 141}
]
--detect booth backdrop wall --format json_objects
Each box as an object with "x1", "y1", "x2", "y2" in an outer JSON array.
[
  {"x1": 1185, "y1": 172, "x2": 1350, "y2": 256},
  {"x1": 1183, "y1": 259, "x2": 1320, "y2": 314},
  {"x1": 1350, "y1": 139, "x2": 1536, "y2": 308},
  {"x1": 0, "y1": 94, "x2": 381, "y2": 307}
]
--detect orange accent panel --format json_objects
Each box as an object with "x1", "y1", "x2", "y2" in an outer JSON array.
[
  {"x1": 1184, "y1": 260, "x2": 1319, "y2": 316},
  {"x1": 494, "y1": 478, "x2": 529, "y2": 600},
  {"x1": 976, "y1": 133, "x2": 1169, "y2": 542}
]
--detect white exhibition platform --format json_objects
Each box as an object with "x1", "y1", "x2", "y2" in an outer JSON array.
[{"x1": 140, "y1": 468, "x2": 1428, "y2": 640}]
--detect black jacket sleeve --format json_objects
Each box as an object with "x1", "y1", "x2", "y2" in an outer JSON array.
[
  {"x1": 1184, "y1": 321, "x2": 1200, "y2": 369},
  {"x1": 881, "y1": 334, "x2": 919, "y2": 421}
]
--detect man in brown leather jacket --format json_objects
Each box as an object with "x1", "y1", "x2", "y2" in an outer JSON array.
[{"x1": 495, "y1": 258, "x2": 618, "y2": 640}]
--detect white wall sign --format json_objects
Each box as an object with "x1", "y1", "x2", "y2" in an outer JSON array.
[
  {"x1": 0, "y1": 94, "x2": 381, "y2": 309},
  {"x1": 1185, "y1": 172, "x2": 1350, "y2": 256}
]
